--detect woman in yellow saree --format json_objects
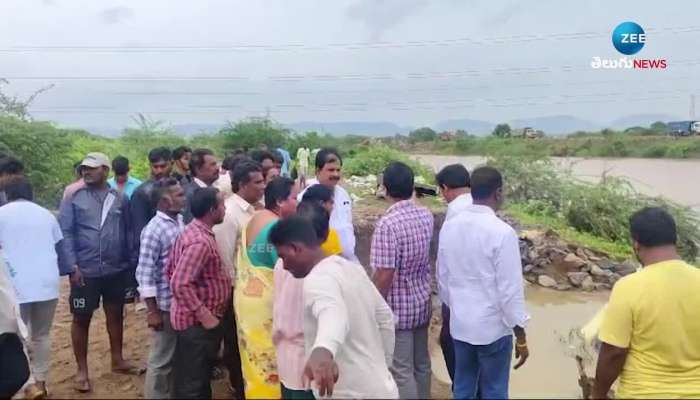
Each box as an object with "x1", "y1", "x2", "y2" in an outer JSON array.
[{"x1": 234, "y1": 177, "x2": 298, "y2": 399}]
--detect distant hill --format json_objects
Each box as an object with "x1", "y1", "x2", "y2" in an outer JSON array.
[
  {"x1": 171, "y1": 123, "x2": 223, "y2": 136},
  {"x1": 509, "y1": 115, "x2": 599, "y2": 135},
  {"x1": 607, "y1": 114, "x2": 682, "y2": 129},
  {"x1": 286, "y1": 121, "x2": 411, "y2": 136},
  {"x1": 433, "y1": 119, "x2": 494, "y2": 135}
]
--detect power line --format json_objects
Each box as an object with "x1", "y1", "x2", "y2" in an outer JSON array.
[
  {"x1": 4, "y1": 58, "x2": 699, "y2": 83},
  {"x1": 30, "y1": 90, "x2": 692, "y2": 115},
  {"x1": 3, "y1": 25, "x2": 699, "y2": 53}
]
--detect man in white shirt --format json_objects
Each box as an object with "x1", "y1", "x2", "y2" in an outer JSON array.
[
  {"x1": 269, "y1": 216, "x2": 398, "y2": 399},
  {"x1": 436, "y1": 163, "x2": 472, "y2": 222},
  {"x1": 435, "y1": 163, "x2": 472, "y2": 386},
  {"x1": 0, "y1": 177, "x2": 68, "y2": 397},
  {"x1": 297, "y1": 148, "x2": 358, "y2": 262},
  {"x1": 213, "y1": 160, "x2": 265, "y2": 396},
  {"x1": 438, "y1": 166, "x2": 530, "y2": 399}
]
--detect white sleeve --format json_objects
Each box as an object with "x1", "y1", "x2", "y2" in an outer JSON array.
[
  {"x1": 213, "y1": 214, "x2": 238, "y2": 274},
  {"x1": 51, "y1": 215, "x2": 64, "y2": 243},
  {"x1": 373, "y1": 285, "x2": 396, "y2": 366},
  {"x1": 495, "y1": 230, "x2": 530, "y2": 329},
  {"x1": 304, "y1": 271, "x2": 349, "y2": 357},
  {"x1": 436, "y1": 224, "x2": 451, "y2": 306}
]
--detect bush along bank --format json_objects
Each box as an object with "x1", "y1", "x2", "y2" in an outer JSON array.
[{"x1": 488, "y1": 154, "x2": 700, "y2": 263}]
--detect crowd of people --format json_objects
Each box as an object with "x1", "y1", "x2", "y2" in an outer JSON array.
[{"x1": 0, "y1": 143, "x2": 698, "y2": 400}]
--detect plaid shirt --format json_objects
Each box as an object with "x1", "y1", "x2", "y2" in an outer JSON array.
[
  {"x1": 166, "y1": 219, "x2": 232, "y2": 331},
  {"x1": 370, "y1": 200, "x2": 434, "y2": 330},
  {"x1": 135, "y1": 211, "x2": 184, "y2": 312}
]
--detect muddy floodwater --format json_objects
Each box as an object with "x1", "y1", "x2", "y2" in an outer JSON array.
[
  {"x1": 431, "y1": 286, "x2": 608, "y2": 398},
  {"x1": 415, "y1": 155, "x2": 700, "y2": 212}
]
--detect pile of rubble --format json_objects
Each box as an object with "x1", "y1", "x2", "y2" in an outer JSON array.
[{"x1": 518, "y1": 228, "x2": 638, "y2": 291}]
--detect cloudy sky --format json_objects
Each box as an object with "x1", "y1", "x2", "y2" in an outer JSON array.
[{"x1": 1, "y1": 0, "x2": 699, "y2": 131}]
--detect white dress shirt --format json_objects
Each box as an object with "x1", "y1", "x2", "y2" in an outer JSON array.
[
  {"x1": 213, "y1": 194, "x2": 256, "y2": 280},
  {"x1": 437, "y1": 204, "x2": 529, "y2": 345},
  {"x1": 299, "y1": 179, "x2": 358, "y2": 262},
  {"x1": 304, "y1": 255, "x2": 398, "y2": 399},
  {"x1": 445, "y1": 192, "x2": 473, "y2": 221}
]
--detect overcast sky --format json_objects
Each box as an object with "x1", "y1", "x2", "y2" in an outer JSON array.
[{"x1": 1, "y1": 0, "x2": 699, "y2": 131}]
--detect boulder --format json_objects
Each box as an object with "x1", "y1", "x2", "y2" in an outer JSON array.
[
  {"x1": 613, "y1": 261, "x2": 638, "y2": 276},
  {"x1": 567, "y1": 272, "x2": 590, "y2": 287},
  {"x1": 608, "y1": 273, "x2": 622, "y2": 285},
  {"x1": 564, "y1": 253, "x2": 587, "y2": 267},
  {"x1": 523, "y1": 264, "x2": 535, "y2": 273},
  {"x1": 581, "y1": 276, "x2": 595, "y2": 292},
  {"x1": 555, "y1": 283, "x2": 573, "y2": 291},
  {"x1": 597, "y1": 259, "x2": 617, "y2": 270},
  {"x1": 537, "y1": 275, "x2": 557, "y2": 288},
  {"x1": 590, "y1": 264, "x2": 613, "y2": 277}
]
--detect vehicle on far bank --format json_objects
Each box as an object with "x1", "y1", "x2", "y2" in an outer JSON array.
[
  {"x1": 666, "y1": 121, "x2": 700, "y2": 137},
  {"x1": 514, "y1": 127, "x2": 545, "y2": 139}
]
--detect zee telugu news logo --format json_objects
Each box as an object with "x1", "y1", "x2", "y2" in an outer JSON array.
[{"x1": 591, "y1": 22, "x2": 667, "y2": 69}]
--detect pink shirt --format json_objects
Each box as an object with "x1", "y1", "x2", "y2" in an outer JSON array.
[
  {"x1": 62, "y1": 179, "x2": 85, "y2": 201},
  {"x1": 272, "y1": 260, "x2": 306, "y2": 390}
]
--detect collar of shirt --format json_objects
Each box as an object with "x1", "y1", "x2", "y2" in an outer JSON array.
[
  {"x1": 466, "y1": 203, "x2": 496, "y2": 215},
  {"x1": 231, "y1": 193, "x2": 255, "y2": 214},
  {"x1": 155, "y1": 210, "x2": 184, "y2": 226},
  {"x1": 194, "y1": 177, "x2": 208, "y2": 188},
  {"x1": 190, "y1": 218, "x2": 214, "y2": 237},
  {"x1": 385, "y1": 199, "x2": 415, "y2": 215},
  {"x1": 451, "y1": 192, "x2": 471, "y2": 204}
]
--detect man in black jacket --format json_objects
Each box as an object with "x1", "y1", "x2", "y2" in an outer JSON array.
[{"x1": 128, "y1": 147, "x2": 173, "y2": 301}]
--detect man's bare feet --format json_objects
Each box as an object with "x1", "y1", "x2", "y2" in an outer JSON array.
[
  {"x1": 74, "y1": 374, "x2": 91, "y2": 393},
  {"x1": 111, "y1": 360, "x2": 146, "y2": 376}
]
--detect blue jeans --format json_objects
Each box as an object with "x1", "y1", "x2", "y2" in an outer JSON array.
[{"x1": 453, "y1": 335, "x2": 513, "y2": 399}]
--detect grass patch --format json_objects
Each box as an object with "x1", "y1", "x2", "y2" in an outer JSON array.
[{"x1": 505, "y1": 203, "x2": 632, "y2": 260}]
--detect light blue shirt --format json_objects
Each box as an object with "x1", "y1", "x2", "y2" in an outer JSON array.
[
  {"x1": 0, "y1": 201, "x2": 63, "y2": 304},
  {"x1": 108, "y1": 176, "x2": 143, "y2": 199},
  {"x1": 277, "y1": 148, "x2": 292, "y2": 177}
]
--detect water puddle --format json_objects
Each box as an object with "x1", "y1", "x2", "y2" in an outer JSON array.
[{"x1": 431, "y1": 285, "x2": 608, "y2": 398}]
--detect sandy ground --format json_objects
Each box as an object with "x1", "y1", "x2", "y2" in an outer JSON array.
[
  {"x1": 41, "y1": 280, "x2": 229, "y2": 399},
  {"x1": 39, "y1": 280, "x2": 451, "y2": 399}
]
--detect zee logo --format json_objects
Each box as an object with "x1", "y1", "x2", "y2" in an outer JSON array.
[{"x1": 612, "y1": 22, "x2": 645, "y2": 55}]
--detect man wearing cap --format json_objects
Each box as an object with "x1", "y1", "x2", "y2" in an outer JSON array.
[{"x1": 58, "y1": 152, "x2": 139, "y2": 393}]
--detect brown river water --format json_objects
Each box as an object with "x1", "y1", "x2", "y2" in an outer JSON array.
[
  {"x1": 415, "y1": 155, "x2": 700, "y2": 212},
  {"x1": 416, "y1": 155, "x2": 698, "y2": 397},
  {"x1": 430, "y1": 286, "x2": 607, "y2": 398}
]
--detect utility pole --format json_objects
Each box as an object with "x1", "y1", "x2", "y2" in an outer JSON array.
[{"x1": 690, "y1": 94, "x2": 696, "y2": 120}]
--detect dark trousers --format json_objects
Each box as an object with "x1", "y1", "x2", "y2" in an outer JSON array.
[
  {"x1": 173, "y1": 324, "x2": 223, "y2": 399},
  {"x1": 222, "y1": 301, "x2": 245, "y2": 398},
  {"x1": 281, "y1": 383, "x2": 315, "y2": 400},
  {"x1": 440, "y1": 303, "x2": 456, "y2": 384},
  {"x1": 0, "y1": 333, "x2": 30, "y2": 399}
]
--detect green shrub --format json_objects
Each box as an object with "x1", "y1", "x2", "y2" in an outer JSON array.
[
  {"x1": 344, "y1": 145, "x2": 434, "y2": 182},
  {"x1": 488, "y1": 153, "x2": 700, "y2": 261}
]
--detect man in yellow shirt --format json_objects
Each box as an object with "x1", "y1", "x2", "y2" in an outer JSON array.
[{"x1": 594, "y1": 207, "x2": 700, "y2": 399}]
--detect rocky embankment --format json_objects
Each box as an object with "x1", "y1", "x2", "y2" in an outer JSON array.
[{"x1": 517, "y1": 227, "x2": 637, "y2": 291}]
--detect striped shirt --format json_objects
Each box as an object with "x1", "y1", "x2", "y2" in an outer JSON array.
[
  {"x1": 370, "y1": 200, "x2": 434, "y2": 330},
  {"x1": 135, "y1": 211, "x2": 184, "y2": 312},
  {"x1": 166, "y1": 219, "x2": 231, "y2": 331}
]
